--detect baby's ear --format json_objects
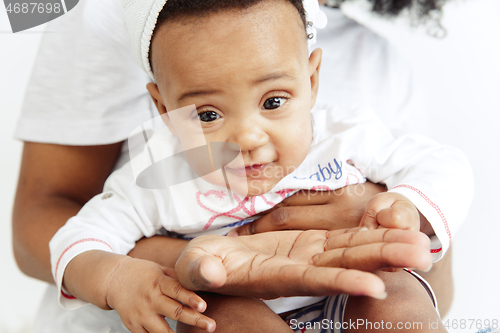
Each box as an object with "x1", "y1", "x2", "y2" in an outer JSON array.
[
  {"x1": 146, "y1": 82, "x2": 166, "y2": 115},
  {"x1": 308, "y1": 48, "x2": 322, "y2": 108},
  {"x1": 146, "y1": 82, "x2": 177, "y2": 136}
]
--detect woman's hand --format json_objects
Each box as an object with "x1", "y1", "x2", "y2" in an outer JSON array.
[
  {"x1": 231, "y1": 182, "x2": 386, "y2": 236},
  {"x1": 174, "y1": 228, "x2": 432, "y2": 300}
]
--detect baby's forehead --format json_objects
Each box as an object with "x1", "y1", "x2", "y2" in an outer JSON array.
[
  {"x1": 153, "y1": 0, "x2": 308, "y2": 38},
  {"x1": 122, "y1": 0, "x2": 326, "y2": 81},
  {"x1": 150, "y1": 1, "x2": 309, "y2": 83}
]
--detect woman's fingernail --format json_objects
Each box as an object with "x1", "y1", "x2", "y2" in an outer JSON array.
[
  {"x1": 227, "y1": 230, "x2": 238, "y2": 237},
  {"x1": 199, "y1": 266, "x2": 211, "y2": 284},
  {"x1": 371, "y1": 291, "x2": 388, "y2": 300},
  {"x1": 359, "y1": 227, "x2": 369, "y2": 231}
]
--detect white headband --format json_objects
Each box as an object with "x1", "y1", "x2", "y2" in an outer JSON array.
[{"x1": 121, "y1": 0, "x2": 327, "y2": 81}]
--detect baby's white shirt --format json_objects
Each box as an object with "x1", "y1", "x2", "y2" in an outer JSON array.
[{"x1": 50, "y1": 104, "x2": 473, "y2": 314}]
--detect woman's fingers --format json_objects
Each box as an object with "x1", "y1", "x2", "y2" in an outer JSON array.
[
  {"x1": 313, "y1": 242, "x2": 432, "y2": 272},
  {"x1": 275, "y1": 189, "x2": 337, "y2": 205},
  {"x1": 233, "y1": 204, "x2": 348, "y2": 236},
  {"x1": 278, "y1": 182, "x2": 385, "y2": 206},
  {"x1": 318, "y1": 229, "x2": 432, "y2": 271},
  {"x1": 233, "y1": 183, "x2": 387, "y2": 236},
  {"x1": 262, "y1": 265, "x2": 387, "y2": 300},
  {"x1": 325, "y1": 229, "x2": 431, "y2": 250}
]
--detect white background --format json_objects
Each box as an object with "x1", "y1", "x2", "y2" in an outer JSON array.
[{"x1": 0, "y1": 0, "x2": 499, "y2": 332}]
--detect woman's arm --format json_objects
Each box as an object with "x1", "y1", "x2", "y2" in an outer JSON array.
[
  {"x1": 13, "y1": 143, "x2": 396, "y2": 284},
  {"x1": 13, "y1": 141, "x2": 431, "y2": 301},
  {"x1": 12, "y1": 142, "x2": 188, "y2": 283}
]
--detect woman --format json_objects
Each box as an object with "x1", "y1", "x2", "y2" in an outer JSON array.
[{"x1": 12, "y1": 1, "x2": 453, "y2": 332}]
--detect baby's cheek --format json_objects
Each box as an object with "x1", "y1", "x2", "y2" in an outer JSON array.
[
  {"x1": 272, "y1": 107, "x2": 312, "y2": 170},
  {"x1": 280, "y1": 132, "x2": 312, "y2": 171}
]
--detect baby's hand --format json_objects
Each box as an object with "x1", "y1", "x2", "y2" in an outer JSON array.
[
  {"x1": 105, "y1": 257, "x2": 216, "y2": 333},
  {"x1": 359, "y1": 192, "x2": 420, "y2": 231}
]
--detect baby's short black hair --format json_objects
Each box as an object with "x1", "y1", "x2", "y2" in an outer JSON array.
[
  {"x1": 149, "y1": 0, "x2": 308, "y2": 73},
  {"x1": 156, "y1": 0, "x2": 307, "y2": 31}
]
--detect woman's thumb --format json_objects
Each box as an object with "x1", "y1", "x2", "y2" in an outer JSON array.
[{"x1": 176, "y1": 254, "x2": 227, "y2": 291}]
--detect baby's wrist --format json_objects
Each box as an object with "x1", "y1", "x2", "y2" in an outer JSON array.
[
  {"x1": 418, "y1": 210, "x2": 435, "y2": 236},
  {"x1": 64, "y1": 251, "x2": 130, "y2": 310},
  {"x1": 103, "y1": 254, "x2": 134, "y2": 310}
]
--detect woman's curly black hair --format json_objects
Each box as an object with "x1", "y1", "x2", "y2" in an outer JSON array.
[
  {"x1": 149, "y1": 0, "x2": 447, "y2": 71},
  {"x1": 354, "y1": 0, "x2": 445, "y2": 19},
  {"x1": 154, "y1": 0, "x2": 447, "y2": 34},
  {"x1": 331, "y1": 0, "x2": 447, "y2": 35}
]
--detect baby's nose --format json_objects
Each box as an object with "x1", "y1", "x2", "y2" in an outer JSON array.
[{"x1": 229, "y1": 121, "x2": 269, "y2": 152}]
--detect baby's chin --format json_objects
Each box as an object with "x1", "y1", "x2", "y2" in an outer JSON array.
[
  {"x1": 199, "y1": 175, "x2": 278, "y2": 198},
  {"x1": 196, "y1": 160, "x2": 301, "y2": 197},
  {"x1": 244, "y1": 178, "x2": 282, "y2": 197}
]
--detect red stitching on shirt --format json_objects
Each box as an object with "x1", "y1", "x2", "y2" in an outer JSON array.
[
  {"x1": 54, "y1": 238, "x2": 113, "y2": 284},
  {"x1": 276, "y1": 189, "x2": 296, "y2": 200},
  {"x1": 392, "y1": 184, "x2": 451, "y2": 247},
  {"x1": 61, "y1": 289, "x2": 77, "y2": 300},
  {"x1": 196, "y1": 191, "x2": 249, "y2": 230},
  {"x1": 197, "y1": 191, "x2": 279, "y2": 230}
]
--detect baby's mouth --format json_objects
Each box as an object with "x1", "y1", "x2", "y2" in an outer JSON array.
[
  {"x1": 225, "y1": 162, "x2": 272, "y2": 177},
  {"x1": 244, "y1": 163, "x2": 273, "y2": 177}
]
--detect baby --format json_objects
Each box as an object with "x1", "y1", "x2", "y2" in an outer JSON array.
[{"x1": 50, "y1": 0, "x2": 472, "y2": 332}]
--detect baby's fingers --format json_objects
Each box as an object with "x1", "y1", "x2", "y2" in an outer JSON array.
[
  {"x1": 359, "y1": 207, "x2": 379, "y2": 230},
  {"x1": 155, "y1": 296, "x2": 216, "y2": 332},
  {"x1": 359, "y1": 192, "x2": 419, "y2": 231},
  {"x1": 159, "y1": 276, "x2": 207, "y2": 312},
  {"x1": 377, "y1": 203, "x2": 419, "y2": 231},
  {"x1": 142, "y1": 316, "x2": 176, "y2": 333}
]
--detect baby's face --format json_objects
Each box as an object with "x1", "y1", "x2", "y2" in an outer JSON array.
[{"x1": 149, "y1": 0, "x2": 321, "y2": 196}]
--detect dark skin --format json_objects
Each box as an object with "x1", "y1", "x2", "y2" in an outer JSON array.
[
  {"x1": 176, "y1": 190, "x2": 450, "y2": 333},
  {"x1": 12, "y1": 141, "x2": 421, "y2": 285},
  {"x1": 13, "y1": 142, "x2": 451, "y2": 286},
  {"x1": 12, "y1": 142, "x2": 187, "y2": 284},
  {"x1": 12, "y1": 5, "x2": 453, "y2": 333},
  {"x1": 13, "y1": 142, "x2": 451, "y2": 327}
]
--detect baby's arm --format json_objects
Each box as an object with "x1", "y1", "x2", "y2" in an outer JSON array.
[
  {"x1": 49, "y1": 164, "x2": 216, "y2": 332},
  {"x1": 62, "y1": 250, "x2": 215, "y2": 333}
]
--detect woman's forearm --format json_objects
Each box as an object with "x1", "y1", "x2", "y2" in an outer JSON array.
[
  {"x1": 12, "y1": 194, "x2": 84, "y2": 283},
  {"x1": 12, "y1": 142, "x2": 188, "y2": 284},
  {"x1": 12, "y1": 194, "x2": 188, "y2": 284}
]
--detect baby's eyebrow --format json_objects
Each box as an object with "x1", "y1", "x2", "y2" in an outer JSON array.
[
  {"x1": 254, "y1": 71, "x2": 297, "y2": 84},
  {"x1": 176, "y1": 71, "x2": 296, "y2": 102},
  {"x1": 177, "y1": 89, "x2": 221, "y2": 103}
]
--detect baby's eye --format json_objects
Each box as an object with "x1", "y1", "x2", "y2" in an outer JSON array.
[
  {"x1": 198, "y1": 111, "x2": 220, "y2": 122},
  {"x1": 263, "y1": 97, "x2": 287, "y2": 110}
]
